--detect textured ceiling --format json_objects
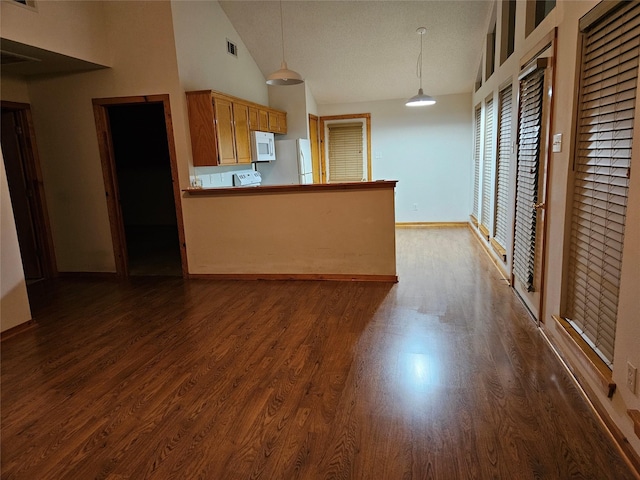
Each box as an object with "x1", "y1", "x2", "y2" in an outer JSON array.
[{"x1": 219, "y1": 0, "x2": 493, "y2": 105}]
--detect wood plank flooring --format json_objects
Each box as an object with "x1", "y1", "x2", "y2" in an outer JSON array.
[{"x1": 2, "y1": 227, "x2": 637, "y2": 479}]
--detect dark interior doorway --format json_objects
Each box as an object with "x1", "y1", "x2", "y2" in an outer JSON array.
[
  {"x1": 106, "y1": 103, "x2": 182, "y2": 276},
  {"x1": 1, "y1": 103, "x2": 56, "y2": 283}
]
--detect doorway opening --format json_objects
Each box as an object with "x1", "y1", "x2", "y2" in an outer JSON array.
[
  {"x1": 93, "y1": 96, "x2": 187, "y2": 277},
  {"x1": 1, "y1": 101, "x2": 56, "y2": 284}
]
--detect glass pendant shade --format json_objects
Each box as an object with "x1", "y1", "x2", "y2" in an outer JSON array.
[{"x1": 266, "y1": 61, "x2": 303, "y2": 85}]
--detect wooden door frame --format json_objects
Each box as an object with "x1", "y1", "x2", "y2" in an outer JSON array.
[
  {"x1": 511, "y1": 29, "x2": 556, "y2": 323},
  {"x1": 92, "y1": 94, "x2": 188, "y2": 278},
  {"x1": 1, "y1": 100, "x2": 57, "y2": 279},
  {"x1": 308, "y1": 114, "x2": 321, "y2": 184},
  {"x1": 319, "y1": 113, "x2": 372, "y2": 183}
]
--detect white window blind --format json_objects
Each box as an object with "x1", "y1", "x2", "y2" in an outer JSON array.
[
  {"x1": 494, "y1": 85, "x2": 513, "y2": 251},
  {"x1": 472, "y1": 106, "x2": 482, "y2": 220},
  {"x1": 481, "y1": 98, "x2": 495, "y2": 231},
  {"x1": 566, "y1": 1, "x2": 639, "y2": 366},
  {"x1": 328, "y1": 123, "x2": 364, "y2": 182},
  {"x1": 513, "y1": 67, "x2": 545, "y2": 292}
]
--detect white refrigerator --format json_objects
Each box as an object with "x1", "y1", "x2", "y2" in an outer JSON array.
[{"x1": 257, "y1": 139, "x2": 313, "y2": 185}]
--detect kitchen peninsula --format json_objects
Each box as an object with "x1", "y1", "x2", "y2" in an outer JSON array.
[{"x1": 182, "y1": 181, "x2": 397, "y2": 282}]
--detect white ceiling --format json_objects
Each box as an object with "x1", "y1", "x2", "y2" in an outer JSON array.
[{"x1": 219, "y1": 0, "x2": 494, "y2": 105}]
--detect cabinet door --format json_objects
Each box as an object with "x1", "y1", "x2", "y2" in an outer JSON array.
[
  {"x1": 233, "y1": 103, "x2": 252, "y2": 164},
  {"x1": 248, "y1": 107, "x2": 259, "y2": 130},
  {"x1": 276, "y1": 112, "x2": 287, "y2": 134},
  {"x1": 213, "y1": 98, "x2": 237, "y2": 165},
  {"x1": 186, "y1": 92, "x2": 218, "y2": 166},
  {"x1": 268, "y1": 111, "x2": 278, "y2": 133},
  {"x1": 259, "y1": 109, "x2": 269, "y2": 131}
]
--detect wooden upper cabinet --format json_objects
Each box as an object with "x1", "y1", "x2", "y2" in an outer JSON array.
[
  {"x1": 248, "y1": 107, "x2": 260, "y2": 131},
  {"x1": 186, "y1": 89, "x2": 287, "y2": 166},
  {"x1": 276, "y1": 112, "x2": 287, "y2": 134},
  {"x1": 213, "y1": 97, "x2": 236, "y2": 165},
  {"x1": 259, "y1": 109, "x2": 269, "y2": 131},
  {"x1": 268, "y1": 110, "x2": 287, "y2": 134},
  {"x1": 186, "y1": 91, "x2": 218, "y2": 167},
  {"x1": 233, "y1": 103, "x2": 252, "y2": 164},
  {"x1": 268, "y1": 111, "x2": 278, "y2": 133}
]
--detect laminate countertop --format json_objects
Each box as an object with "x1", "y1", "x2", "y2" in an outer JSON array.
[{"x1": 183, "y1": 180, "x2": 397, "y2": 196}]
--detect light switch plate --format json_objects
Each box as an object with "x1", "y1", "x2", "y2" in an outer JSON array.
[{"x1": 552, "y1": 133, "x2": 562, "y2": 153}]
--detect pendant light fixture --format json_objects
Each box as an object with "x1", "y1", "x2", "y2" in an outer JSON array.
[
  {"x1": 406, "y1": 27, "x2": 436, "y2": 107},
  {"x1": 266, "y1": 0, "x2": 303, "y2": 86}
]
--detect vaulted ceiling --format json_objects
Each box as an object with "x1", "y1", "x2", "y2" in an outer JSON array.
[{"x1": 219, "y1": 0, "x2": 494, "y2": 105}]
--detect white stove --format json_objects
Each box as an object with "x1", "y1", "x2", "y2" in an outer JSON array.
[{"x1": 233, "y1": 170, "x2": 262, "y2": 187}]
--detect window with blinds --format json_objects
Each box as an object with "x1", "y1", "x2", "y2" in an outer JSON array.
[
  {"x1": 513, "y1": 67, "x2": 545, "y2": 292},
  {"x1": 481, "y1": 98, "x2": 495, "y2": 234},
  {"x1": 327, "y1": 123, "x2": 364, "y2": 182},
  {"x1": 565, "y1": 1, "x2": 639, "y2": 367},
  {"x1": 494, "y1": 85, "x2": 513, "y2": 252},
  {"x1": 472, "y1": 106, "x2": 482, "y2": 220}
]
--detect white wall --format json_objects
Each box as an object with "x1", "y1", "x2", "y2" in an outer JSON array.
[
  {"x1": 171, "y1": 0, "x2": 273, "y2": 187},
  {"x1": 0, "y1": 151, "x2": 32, "y2": 332},
  {"x1": 319, "y1": 94, "x2": 472, "y2": 223},
  {"x1": 23, "y1": 1, "x2": 189, "y2": 273},
  {"x1": 170, "y1": 0, "x2": 268, "y2": 105},
  {"x1": 268, "y1": 83, "x2": 308, "y2": 140},
  {"x1": 1, "y1": 75, "x2": 33, "y2": 332},
  {"x1": 0, "y1": 74, "x2": 31, "y2": 103},
  {"x1": 0, "y1": 0, "x2": 110, "y2": 66},
  {"x1": 305, "y1": 83, "x2": 318, "y2": 118}
]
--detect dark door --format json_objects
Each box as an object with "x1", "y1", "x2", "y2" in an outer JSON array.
[
  {"x1": 1, "y1": 109, "x2": 43, "y2": 280},
  {"x1": 106, "y1": 103, "x2": 182, "y2": 276}
]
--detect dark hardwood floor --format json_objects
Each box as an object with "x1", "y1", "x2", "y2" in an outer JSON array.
[{"x1": 1, "y1": 227, "x2": 637, "y2": 479}]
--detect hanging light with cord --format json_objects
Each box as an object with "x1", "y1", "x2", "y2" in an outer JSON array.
[
  {"x1": 266, "y1": 0, "x2": 303, "y2": 86},
  {"x1": 406, "y1": 27, "x2": 436, "y2": 106}
]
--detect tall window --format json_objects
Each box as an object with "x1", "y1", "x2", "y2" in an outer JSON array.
[
  {"x1": 486, "y1": 21, "x2": 496, "y2": 80},
  {"x1": 480, "y1": 98, "x2": 494, "y2": 237},
  {"x1": 565, "y1": 1, "x2": 639, "y2": 367},
  {"x1": 327, "y1": 123, "x2": 364, "y2": 183},
  {"x1": 526, "y1": 0, "x2": 555, "y2": 36},
  {"x1": 493, "y1": 84, "x2": 513, "y2": 258},
  {"x1": 472, "y1": 106, "x2": 482, "y2": 222},
  {"x1": 500, "y1": 0, "x2": 516, "y2": 64}
]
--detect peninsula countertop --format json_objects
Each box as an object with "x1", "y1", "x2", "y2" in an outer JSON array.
[{"x1": 183, "y1": 180, "x2": 398, "y2": 196}]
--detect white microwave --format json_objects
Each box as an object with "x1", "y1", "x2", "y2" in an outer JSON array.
[{"x1": 251, "y1": 131, "x2": 276, "y2": 162}]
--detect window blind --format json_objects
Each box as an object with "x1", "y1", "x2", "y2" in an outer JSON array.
[
  {"x1": 566, "y1": 1, "x2": 639, "y2": 366},
  {"x1": 513, "y1": 68, "x2": 545, "y2": 292},
  {"x1": 472, "y1": 106, "x2": 482, "y2": 220},
  {"x1": 494, "y1": 85, "x2": 513, "y2": 250},
  {"x1": 481, "y1": 98, "x2": 495, "y2": 231},
  {"x1": 328, "y1": 123, "x2": 364, "y2": 182}
]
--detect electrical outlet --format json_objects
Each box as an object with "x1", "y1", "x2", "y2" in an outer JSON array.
[
  {"x1": 627, "y1": 362, "x2": 637, "y2": 394},
  {"x1": 412, "y1": 203, "x2": 418, "y2": 211}
]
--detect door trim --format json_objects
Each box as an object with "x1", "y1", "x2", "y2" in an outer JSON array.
[
  {"x1": 319, "y1": 113, "x2": 372, "y2": 183},
  {"x1": 511, "y1": 30, "x2": 556, "y2": 323},
  {"x1": 1, "y1": 101, "x2": 57, "y2": 279},
  {"x1": 92, "y1": 95, "x2": 188, "y2": 277},
  {"x1": 308, "y1": 114, "x2": 321, "y2": 183}
]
